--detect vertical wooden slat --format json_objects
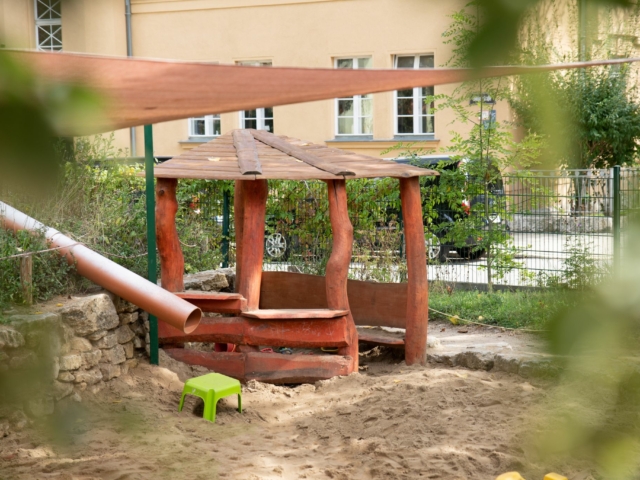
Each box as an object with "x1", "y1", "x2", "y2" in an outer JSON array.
[
  {"x1": 156, "y1": 177, "x2": 184, "y2": 292},
  {"x1": 326, "y1": 179, "x2": 358, "y2": 373},
  {"x1": 237, "y1": 179, "x2": 268, "y2": 310},
  {"x1": 233, "y1": 180, "x2": 245, "y2": 293},
  {"x1": 20, "y1": 255, "x2": 33, "y2": 305},
  {"x1": 399, "y1": 177, "x2": 428, "y2": 365}
]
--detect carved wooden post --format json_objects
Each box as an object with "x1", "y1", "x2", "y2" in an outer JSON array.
[
  {"x1": 156, "y1": 178, "x2": 184, "y2": 292},
  {"x1": 326, "y1": 179, "x2": 358, "y2": 373},
  {"x1": 234, "y1": 180, "x2": 245, "y2": 293},
  {"x1": 399, "y1": 177, "x2": 428, "y2": 365},
  {"x1": 237, "y1": 179, "x2": 268, "y2": 310}
]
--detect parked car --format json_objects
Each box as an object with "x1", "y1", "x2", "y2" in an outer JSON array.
[{"x1": 393, "y1": 155, "x2": 507, "y2": 262}]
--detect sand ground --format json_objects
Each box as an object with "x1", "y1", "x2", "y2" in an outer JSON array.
[{"x1": 0, "y1": 339, "x2": 586, "y2": 480}]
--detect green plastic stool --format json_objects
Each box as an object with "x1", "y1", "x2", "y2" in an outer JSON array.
[{"x1": 178, "y1": 373, "x2": 242, "y2": 423}]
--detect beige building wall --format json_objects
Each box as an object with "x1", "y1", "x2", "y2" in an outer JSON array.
[{"x1": 1, "y1": 0, "x2": 511, "y2": 158}]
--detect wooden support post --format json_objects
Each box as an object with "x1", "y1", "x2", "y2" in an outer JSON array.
[
  {"x1": 156, "y1": 177, "x2": 184, "y2": 292},
  {"x1": 399, "y1": 177, "x2": 429, "y2": 365},
  {"x1": 20, "y1": 255, "x2": 33, "y2": 305},
  {"x1": 234, "y1": 180, "x2": 245, "y2": 293},
  {"x1": 237, "y1": 179, "x2": 268, "y2": 310},
  {"x1": 326, "y1": 179, "x2": 358, "y2": 373}
]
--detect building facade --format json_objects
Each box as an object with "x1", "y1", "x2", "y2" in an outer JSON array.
[{"x1": 0, "y1": 0, "x2": 511, "y2": 158}]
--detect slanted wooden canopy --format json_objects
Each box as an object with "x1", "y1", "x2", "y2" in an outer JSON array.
[
  {"x1": 155, "y1": 129, "x2": 435, "y2": 382},
  {"x1": 155, "y1": 129, "x2": 438, "y2": 181}
]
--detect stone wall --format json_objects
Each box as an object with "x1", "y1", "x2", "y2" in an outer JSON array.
[
  {"x1": 510, "y1": 212, "x2": 612, "y2": 234},
  {"x1": 0, "y1": 293, "x2": 148, "y2": 415},
  {"x1": 0, "y1": 268, "x2": 234, "y2": 416}
]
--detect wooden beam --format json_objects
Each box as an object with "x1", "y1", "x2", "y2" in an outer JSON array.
[
  {"x1": 237, "y1": 179, "x2": 268, "y2": 310},
  {"x1": 163, "y1": 349, "x2": 352, "y2": 384},
  {"x1": 233, "y1": 180, "x2": 245, "y2": 292},
  {"x1": 251, "y1": 129, "x2": 354, "y2": 177},
  {"x1": 175, "y1": 292, "x2": 247, "y2": 314},
  {"x1": 244, "y1": 352, "x2": 351, "y2": 384},
  {"x1": 326, "y1": 179, "x2": 358, "y2": 373},
  {"x1": 158, "y1": 316, "x2": 349, "y2": 348},
  {"x1": 259, "y1": 271, "x2": 409, "y2": 328},
  {"x1": 399, "y1": 177, "x2": 429, "y2": 365},
  {"x1": 156, "y1": 178, "x2": 184, "y2": 292},
  {"x1": 159, "y1": 316, "x2": 244, "y2": 345},
  {"x1": 232, "y1": 129, "x2": 262, "y2": 175},
  {"x1": 164, "y1": 349, "x2": 246, "y2": 379}
]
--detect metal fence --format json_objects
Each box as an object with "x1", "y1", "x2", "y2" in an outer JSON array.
[{"x1": 170, "y1": 167, "x2": 640, "y2": 288}]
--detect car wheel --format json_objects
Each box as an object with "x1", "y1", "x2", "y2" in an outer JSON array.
[
  {"x1": 425, "y1": 233, "x2": 447, "y2": 263},
  {"x1": 265, "y1": 232, "x2": 288, "y2": 260}
]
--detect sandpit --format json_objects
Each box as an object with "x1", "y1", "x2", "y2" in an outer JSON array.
[{"x1": 0, "y1": 337, "x2": 581, "y2": 480}]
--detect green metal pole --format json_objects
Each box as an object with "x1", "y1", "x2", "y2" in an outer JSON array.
[
  {"x1": 144, "y1": 124, "x2": 159, "y2": 365},
  {"x1": 222, "y1": 189, "x2": 230, "y2": 268},
  {"x1": 613, "y1": 165, "x2": 621, "y2": 275}
]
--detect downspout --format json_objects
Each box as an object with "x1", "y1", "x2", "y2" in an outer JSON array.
[{"x1": 125, "y1": 0, "x2": 136, "y2": 156}]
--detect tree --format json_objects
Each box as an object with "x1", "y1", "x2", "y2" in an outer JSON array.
[{"x1": 425, "y1": 1, "x2": 543, "y2": 291}]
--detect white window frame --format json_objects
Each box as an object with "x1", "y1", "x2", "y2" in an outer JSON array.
[
  {"x1": 34, "y1": 0, "x2": 62, "y2": 52},
  {"x1": 239, "y1": 107, "x2": 274, "y2": 132},
  {"x1": 188, "y1": 115, "x2": 221, "y2": 138},
  {"x1": 334, "y1": 57, "x2": 373, "y2": 136},
  {"x1": 393, "y1": 54, "x2": 435, "y2": 136},
  {"x1": 237, "y1": 60, "x2": 274, "y2": 132}
]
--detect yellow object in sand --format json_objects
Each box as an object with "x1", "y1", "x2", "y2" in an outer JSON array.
[
  {"x1": 496, "y1": 473, "x2": 526, "y2": 480},
  {"x1": 495, "y1": 473, "x2": 568, "y2": 480}
]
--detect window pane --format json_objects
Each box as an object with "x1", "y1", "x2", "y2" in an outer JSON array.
[
  {"x1": 192, "y1": 118, "x2": 205, "y2": 136},
  {"x1": 421, "y1": 86, "x2": 435, "y2": 97},
  {"x1": 396, "y1": 56, "x2": 415, "y2": 69},
  {"x1": 338, "y1": 99, "x2": 354, "y2": 117},
  {"x1": 244, "y1": 110, "x2": 257, "y2": 119},
  {"x1": 244, "y1": 119, "x2": 257, "y2": 129},
  {"x1": 37, "y1": 0, "x2": 61, "y2": 20},
  {"x1": 337, "y1": 59, "x2": 353, "y2": 69},
  {"x1": 37, "y1": 25, "x2": 62, "y2": 51},
  {"x1": 419, "y1": 55, "x2": 434, "y2": 69},
  {"x1": 264, "y1": 107, "x2": 274, "y2": 118},
  {"x1": 358, "y1": 57, "x2": 372, "y2": 69},
  {"x1": 422, "y1": 98, "x2": 435, "y2": 114},
  {"x1": 338, "y1": 118, "x2": 354, "y2": 134},
  {"x1": 212, "y1": 119, "x2": 221, "y2": 136},
  {"x1": 361, "y1": 97, "x2": 372, "y2": 116},
  {"x1": 422, "y1": 116, "x2": 435, "y2": 134},
  {"x1": 397, "y1": 98, "x2": 413, "y2": 116},
  {"x1": 264, "y1": 119, "x2": 274, "y2": 133},
  {"x1": 397, "y1": 89, "x2": 413, "y2": 98},
  {"x1": 361, "y1": 117, "x2": 373, "y2": 134},
  {"x1": 397, "y1": 116, "x2": 414, "y2": 134}
]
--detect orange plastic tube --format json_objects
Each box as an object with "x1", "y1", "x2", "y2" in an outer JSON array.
[{"x1": 0, "y1": 201, "x2": 201, "y2": 333}]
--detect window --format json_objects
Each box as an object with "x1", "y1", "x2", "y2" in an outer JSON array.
[
  {"x1": 335, "y1": 57, "x2": 373, "y2": 136},
  {"x1": 238, "y1": 60, "x2": 274, "y2": 132},
  {"x1": 394, "y1": 55, "x2": 435, "y2": 135},
  {"x1": 35, "y1": 0, "x2": 62, "y2": 51},
  {"x1": 188, "y1": 115, "x2": 221, "y2": 138}
]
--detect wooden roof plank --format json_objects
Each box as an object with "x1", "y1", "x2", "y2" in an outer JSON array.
[
  {"x1": 251, "y1": 129, "x2": 356, "y2": 177},
  {"x1": 232, "y1": 129, "x2": 263, "y2": 175}
]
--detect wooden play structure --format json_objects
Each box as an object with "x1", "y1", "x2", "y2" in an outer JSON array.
[{"x1": 156, "y1": 129, "x2": 437, "y2": 383}]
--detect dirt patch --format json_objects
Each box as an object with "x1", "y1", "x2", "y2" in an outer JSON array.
[{"x1": 0, "y1": 348, "x2": 573, "y2": 480}]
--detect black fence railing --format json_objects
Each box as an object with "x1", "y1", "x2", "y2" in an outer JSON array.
[{"x1": 186, "y1": 167, "x2": 635, "y2": 288}]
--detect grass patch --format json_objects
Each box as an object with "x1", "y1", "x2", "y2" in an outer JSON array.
[{"x1": 429, "y1": 284, "x2": 583, "y2": 330}]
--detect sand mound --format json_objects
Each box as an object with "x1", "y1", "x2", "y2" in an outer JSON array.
[{"x1": 0, "y1": 351, "x2": 571, "y2": 480}]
